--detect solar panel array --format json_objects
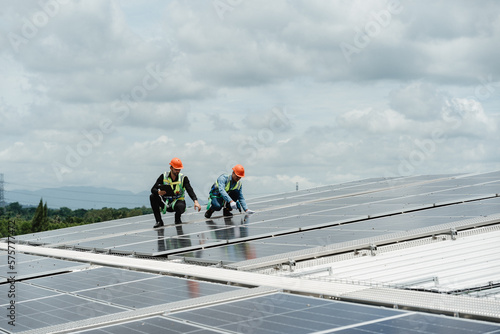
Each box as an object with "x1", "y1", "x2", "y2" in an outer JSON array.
[
  {"x1": 74, "y1": 293, "x2": 500, "y2": 334},
  {"x1": 10, "y1": 172, "x2": 500, "y2": 265},
  {"x1": 1, "y1": 171, "x2": 500, "y2": 333},
  {"x1": 0, "y1": 266, "x2": 242, "y2": 333}
]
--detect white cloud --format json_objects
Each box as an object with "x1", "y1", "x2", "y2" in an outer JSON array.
[
  {"x1": 1, "y1": 0, "x2": 500, "y2": 206},
  {"x1": 337, "y1": 108, "x2": 410, "y2": 133}
]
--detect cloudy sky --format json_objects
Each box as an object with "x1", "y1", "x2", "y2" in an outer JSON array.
[{"x1": 1, "y1": 0, "x2": 500, "y2": 205}]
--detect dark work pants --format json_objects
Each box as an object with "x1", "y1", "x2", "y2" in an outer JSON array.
[{"x1": 150, "y1": 194, "x2": 186, "y2": 223}]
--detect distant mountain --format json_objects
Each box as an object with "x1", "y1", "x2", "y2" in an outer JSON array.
[{"x1": 6, "y1": 186, "x2": 153, "y2": 210}]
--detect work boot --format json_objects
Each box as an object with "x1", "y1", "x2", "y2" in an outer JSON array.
[
  {"x1": 205, "y1": 207, "x2": 215, "y2": 218},
  {"x1": 223, "y1": 208, "x2": 233, "y2": 217},
  {"x1": 153, "y1": 220, "x2": 164, "y2": 229}
]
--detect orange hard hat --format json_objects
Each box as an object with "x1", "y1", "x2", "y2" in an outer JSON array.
[
  {"x1": 232, "y1": 164, "x2": 245, "y2": 177},
  {"x1": 169, "y1": 157, "x2": 183, "y2": 169}
]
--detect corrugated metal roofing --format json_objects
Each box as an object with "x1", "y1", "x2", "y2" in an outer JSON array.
[{"x1": 273, "y1": 224, "x2": 500, "y2": 294}]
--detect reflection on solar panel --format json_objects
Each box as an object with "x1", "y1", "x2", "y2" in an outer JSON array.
[{"x1": 1, "y1": 171, "x2": 500, "y2": 333}]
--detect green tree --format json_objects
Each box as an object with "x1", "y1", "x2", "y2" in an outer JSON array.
[
  {"x1": 6, "y1": 202, "x2": 23, "y2": 215},
  {"x1": 18, "y1": 220, "x2": 32, "y2": 235},
  {"x1": 0, "y1": 218, "x2": 8, "y2": 238},
  {"x1": 31, "y1": 199, "x2": 49, "y2": 233}
]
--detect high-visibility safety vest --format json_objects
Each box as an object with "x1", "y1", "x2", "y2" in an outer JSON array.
[
  {"x1": 214, "y1": 175, "x2": 241, "y2": 194},
  {"x1": 163, "y1": 172, "x2": 185, "y2": 201}
]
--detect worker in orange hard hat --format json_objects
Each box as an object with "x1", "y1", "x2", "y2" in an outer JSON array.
[
  {"x1": 150, "y1": 157, "x2": 201, "y2": 228},
  {"x1": 204, "y1": 164, "x2": 254, "y2": 218}
]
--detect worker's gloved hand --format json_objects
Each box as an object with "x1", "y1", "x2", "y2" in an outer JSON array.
[
  {"x1": 230, "y1": 201, "x2": 238, "y2": 210},
  {"x1": 245, "y1": 209, "x2": 255, "y2": 215}
]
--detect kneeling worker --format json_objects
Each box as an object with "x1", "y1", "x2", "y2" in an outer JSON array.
[
  {"x1": 205, "y1": 164, "x2": 253, "y2": 218},
  {"x1": 150, "y1": 157, "x2": 201, "y2": 228}
]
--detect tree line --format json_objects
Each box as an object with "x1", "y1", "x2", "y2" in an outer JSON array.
[{"x1": 0, "y1": 199, "x2": 152, "y2": 238}]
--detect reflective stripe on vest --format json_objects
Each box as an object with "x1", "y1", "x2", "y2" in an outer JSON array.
[{"x1": 163, "y1": 172, "x2": 185, "y2": 200}]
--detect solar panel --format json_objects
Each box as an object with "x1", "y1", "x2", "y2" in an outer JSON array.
[
  {"x1": 0, "y1": 282, "x2": 62, "y2": 303},
  {"x1": 171, "y1": 293, "x2": 398, "y2": 332},
  {"x1": 169, "y1": 293, "x2": 500, "y2": 334},
  {"x1": 27, "y1": 266, "x2": 241, "y2": 309},
  {"x1": 333, "y1": 312, "x2": 500, "y2": 334},
  {"x1": 28, "y1": 266, "x2": 157, "y2": 292},
  {"x1": 7, "y1": 172, "x2": 498, "y2": 260},
  {"x1": 74, "y1": 316, "x2": 223, "y2": 334},
  {"x1": 1, "y1": 172, "x2": 499, "y2": 333},
  {"x1": 176, "y1": 197, "x2": 500, "y2": 264},
  {"x1": 0, "y1": 253, "x2": 89, "y2": 279},
  {"x1": 0, "y1": 266, "x2": 245, "y2": 333},
  {"x1": 75, "y1": 275, "x2": 241, "y2": 309},
  {"x1": 0, "y1": 294, "x2": 127, "y2": 333}
]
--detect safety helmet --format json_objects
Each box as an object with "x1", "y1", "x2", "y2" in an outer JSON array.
[
  {"x1": 169, "y1": 157, "x2": 183, "y2": 169},
  {"x1": 232, "y1": 164, "x2": 245, "y2": 177}
]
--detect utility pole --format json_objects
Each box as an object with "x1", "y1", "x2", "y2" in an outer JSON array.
[{"x1": 0, "y1": 173, "x2": 5, "y2": 207}]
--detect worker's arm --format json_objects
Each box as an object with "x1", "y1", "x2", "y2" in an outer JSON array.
[
  {"x1": 150, "y1": 174, "x2": 165, "y2": 195},
  {"x1": 235, "y1": 186, "x2": 248, "y2": 211},
  {"x1": 183, "y1": 176, "x2": 201, "y2": 211}
]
